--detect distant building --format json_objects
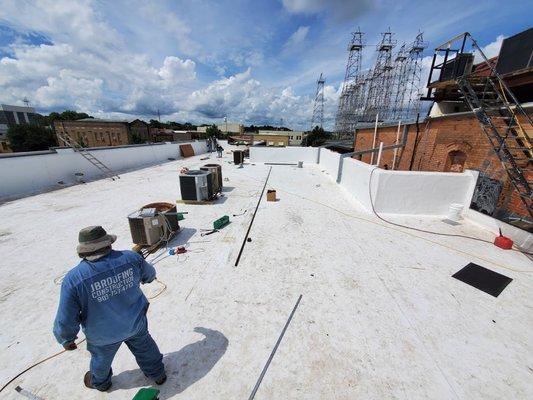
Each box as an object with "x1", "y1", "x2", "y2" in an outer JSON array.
[
  {"x1": 257, "y1": 130, "x2": 305, "y2": 146},
  {"x1": 228, "y1": 134, "x2": 254, "y2": 145},
  {"x1": 169, "y1": 130, "x2": 206, "y2": 141},
  {"x1": 197, "y1": 123, "x2": 244, "y2": 135},
  {"x1": 253, "y1": 132, "x2": 290, "y2": 147},
  {"x1": 129, "y1": 119, "x2": 150, "y2": 142},
  {"x1": 0, "y1": 104, "x2": 39, "y2": 153},
  {"x1": 148, "y1": 127, "x2": 175, "y2": 142},
  {"x1": 54, "y1": 118, "x2": 133, "y2": 147}
]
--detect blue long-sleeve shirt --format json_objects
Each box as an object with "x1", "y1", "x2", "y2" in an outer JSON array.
[{"x1": 53, "y1": 250, "x2": 156, "y2": 346}]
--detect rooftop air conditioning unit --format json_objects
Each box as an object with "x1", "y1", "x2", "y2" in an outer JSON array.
[
  {"x1": 179, "y1": 170, "x2": 213, "y2": 201},
  {"x1": 127, "y1": 203, "x2": 180, "y2": 246},
  {"x1": 200, "y1": 164, "x2": 222, "y2": 196},
  {"x1": 233, "y1": 150, "x2": 244, "y2": 164},
  {"x1": 128, "y1": 208, "x2": 162, "y2": 246}
]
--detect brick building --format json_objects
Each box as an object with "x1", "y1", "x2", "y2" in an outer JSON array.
[
  {"x1": 353, "y1": 28, "x2": 533, "y2": 229},
  {"x1": 253, "y1": 132, "x2": 290, "y2": 147},
  {"x1": 54, "y1": 118, "x2": 151, "y2": 147},
  {"x1": 129, "y1": 119, "x2": 150, "y2": 142}
]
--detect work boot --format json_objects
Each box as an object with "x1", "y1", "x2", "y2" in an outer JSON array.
[
  {"x1": 84, "y1": 371, "x2": 112, "y2": 391},
  {"x1": 155, "y1": 373, "x2": 167, "y2": 385}
]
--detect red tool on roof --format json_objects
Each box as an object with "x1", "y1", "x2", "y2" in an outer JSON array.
[{"x1": 494, "y1": 229, "x2": 513, "y2": 250}]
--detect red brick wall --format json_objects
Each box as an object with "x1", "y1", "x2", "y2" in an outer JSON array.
[
  {"x1": 354, "y1": 123, "x2": 418, "y2": 170},
  {"x1": 353, "y1": 111, "x2": 533, "y2": 218}
]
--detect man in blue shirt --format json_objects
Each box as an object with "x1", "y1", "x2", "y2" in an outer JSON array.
[{"x1": 53, "y1": 226, "x2": 166, "y2": 391}]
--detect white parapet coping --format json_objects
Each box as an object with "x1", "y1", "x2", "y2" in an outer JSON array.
[
  {"x1": 0, "y1": 141, "x2": 208, "y2": 201},
  {"x1": 329, "y1": 153, "x2": 478, "y2": 217},
  {"x1": 249, "y1": 146, "x2": 319, "y2": 164}
]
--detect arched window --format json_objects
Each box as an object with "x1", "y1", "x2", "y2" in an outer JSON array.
[{"x1": 445, "y1": 150, "x2": 467, "y2": 172}]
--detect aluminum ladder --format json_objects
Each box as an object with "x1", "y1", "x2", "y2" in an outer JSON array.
[{"x1": 56, "y1": 131, "x2": 120, "y2": 180}]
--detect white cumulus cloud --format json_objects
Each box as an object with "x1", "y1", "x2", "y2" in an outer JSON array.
[{"x1": 282, "y1": 26, "x2": 310, "y2": 55}]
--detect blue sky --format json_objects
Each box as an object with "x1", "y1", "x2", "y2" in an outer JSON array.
[{"x1": 0, "y1": 0, "x2": 531, "y2": 130}]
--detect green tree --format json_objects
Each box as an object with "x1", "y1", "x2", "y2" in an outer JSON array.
[
  {"x1": 149, "y1": 119, "x2": 163, "y2": 128},
  {"x1": 40, "y1": 110, "x2": 93, "y2": 126},
  {"x1": 59, "y1": 110, "x2": 91, "y2": 121},
  {"x1": 302, "y1": 126, "x2": 328, "y2": 147},
  {"x1": 205, "y1": 124, "x2": 222, "y2": 138},
  {"x1": 7, "y1": 124, "x2": 57, "y2": 152},
  {"x1": 131, "y1": 133, "x2": 144, "y2": 144}
]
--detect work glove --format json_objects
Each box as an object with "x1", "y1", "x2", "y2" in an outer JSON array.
[{"x1": 63, "y1": 342, "x2": 77, "y2": 351}]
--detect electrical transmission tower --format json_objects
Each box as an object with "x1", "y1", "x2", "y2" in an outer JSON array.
[
  {"x1": 333, "y1": 27, "x2": 425, "y2": 132},
  {"x1": 390, "y1": 43, "x2": 409, "y2": 121},
  {"x1": 389, "y1": 32, "x2": 427, "y2": 121},
  {"x1": 310, "y1": 73, "x2": 325, "y2": 130},
  {"x1": 363, "y1": 29, "x2": 396, "y2": 122},
  {"x1": 403, "y1": 32, "x2": 427, "y2": 120},
  {"x1": 334, "y1": 29, "x2": 365, "y2": 140}
]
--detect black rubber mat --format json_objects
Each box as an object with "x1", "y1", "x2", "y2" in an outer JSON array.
[{"x1": 452, "y1": 263, "x2": 512, "y2": 297}]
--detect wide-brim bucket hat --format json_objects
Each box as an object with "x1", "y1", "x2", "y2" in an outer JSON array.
[{"x1": 76, "y1": 225, "x2": 117, "y2": 255}]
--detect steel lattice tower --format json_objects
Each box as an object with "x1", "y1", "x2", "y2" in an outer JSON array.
[
  {"x1": 390, "y1": 43, "x2": 409, "y2": 121},
  {"x1": 363, "y1": 30, "x2": 396, "y2": 122},
  {"x1": 389, "y1": 33, "x2": 427, "y2": 121},
  {"x1": 402, "y1": 32, "x2": 427, "y2": 120},
  {"x1": 310, "y1": 73, "x2": 325, "y2": 130},
  {"x1": 334, "y1": 29, "x2": 365, "y2": 139}
]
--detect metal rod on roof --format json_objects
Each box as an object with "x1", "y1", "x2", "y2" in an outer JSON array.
[
  {"x1": 234, "y1": 166, "x2": 272, "y2": 267},
  {"x1": 370, "y1": 113, "x2": 379, "y2": 164},
  {"x1": 248, "y1": 294, "x2": 303, "y2": 400},
  {"x1": 392, "y1": 120, "x2": 401, "y2": 170},
  {"x1": 376, "y1": 142, "x2": 384, "y2": 166}
]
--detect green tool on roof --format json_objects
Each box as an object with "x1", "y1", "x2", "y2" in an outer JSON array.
[
  {"x1": 132, "y1": 387, "x2": 160, "y2": 400},
  {"x1": 213, "y1": 215, "x2": 230, "y2": 229}
]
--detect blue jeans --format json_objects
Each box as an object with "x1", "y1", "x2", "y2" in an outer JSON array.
[{"x1": 86, "y1": 318, "x2": 164, "y2": 390}]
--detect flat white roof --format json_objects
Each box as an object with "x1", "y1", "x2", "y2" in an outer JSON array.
[
  {"x1": 0, "y1": 104, "x2": 35, "y2": 113},
  {"x1": 0, "y1": 146, "x2": 532, "y2": 399}
]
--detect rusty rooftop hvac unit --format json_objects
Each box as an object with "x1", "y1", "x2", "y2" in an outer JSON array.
[{"x1": 128, "y1": 202, "x2": 179, "y2": 246}]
